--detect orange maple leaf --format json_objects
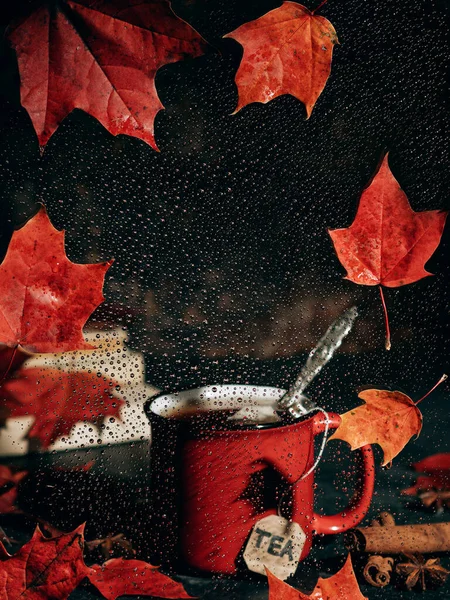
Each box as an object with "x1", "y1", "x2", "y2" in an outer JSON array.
[
  {"x1": 329, "y1": 376, "x2": 447, "y2": 467},
  {"x1": 329, "y1": 389, "x2": 422, "y2": 467}
]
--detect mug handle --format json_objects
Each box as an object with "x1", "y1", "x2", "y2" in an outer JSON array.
[{"x1": 308, "y1": 411, "x2": 375, "y2": 535}]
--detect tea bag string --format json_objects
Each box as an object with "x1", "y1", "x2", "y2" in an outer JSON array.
[{"x1": 277, "y1": 408, "x2": 330, "y2": 518}]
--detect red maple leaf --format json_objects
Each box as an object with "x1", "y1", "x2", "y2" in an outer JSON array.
[
  {"x1": 8, "y1": 0, "x2": 207, "y2": 151},
  {"x1": 224, "y1": 1, "x2": 337, "y2": 117},
  {"x1": 0, "y1": 466, "x2": 27, "y2": 514},
  {"x1": 329, "y1": 154, "x2": 448, "y2": 349},
  {"x1": 0, "y1": 525, "x2": 88, "y2": 599},
  {"x1": 0, "y1": 526, "x2": 193, "y2": 599},
  {"x1": 87, "y1": 557, "x2": 194, "y2": 599},
  {"x1": 403, "y1": 453, "x2": 450, "y2": 496},
  {"x1": 266, "y1": 554, "x2": 367, "y2": 599},
  {"x1": 0, "y1": 367, "x2": 123, "y2": 448},
  {"x1": 0, "y1": 207, "x2": 112, "y2": 355},
  {"x1": 0, "y1": 571, "x2": 6, "y2": 597}
]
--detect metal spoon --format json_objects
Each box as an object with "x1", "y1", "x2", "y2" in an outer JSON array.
[
  {"x1": 278, "y1": 305, "x2": 358, "y2": 418},
  {"x1": 228, "y1": 305, "x2": 358, "y2": 423}
]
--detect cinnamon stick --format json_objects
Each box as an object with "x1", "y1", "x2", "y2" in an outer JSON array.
[
  {"x1": 363, "y1": 555, "x2": 394, "y2": 587},
  {"x1": 345, "y1": 522, "x2": 450, "y2": 554}
]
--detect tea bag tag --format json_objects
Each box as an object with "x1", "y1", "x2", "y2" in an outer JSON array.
[{"x1": 243, "y1": 515, "x2": 306, "y2": 580}]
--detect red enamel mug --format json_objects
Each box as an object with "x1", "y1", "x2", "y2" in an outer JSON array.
[{"x1": 146, "y1": 385, "x2": 375, "y2": 575}]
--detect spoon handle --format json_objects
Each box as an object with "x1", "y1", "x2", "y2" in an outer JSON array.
[{"x1": 278, "y1": 306, "x2": 358, "y2": 415}]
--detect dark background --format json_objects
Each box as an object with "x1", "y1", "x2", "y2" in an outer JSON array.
[
  {"x1": 0, "y1": 0, "x2": 448, "y2": 402},
  {"x1": 0, "y1": 0, "x2": 449, "y2": 598}
]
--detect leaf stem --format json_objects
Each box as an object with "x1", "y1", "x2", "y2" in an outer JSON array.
[
  {"x1": 312, "y1": 0, "x2": 328, "y2": 14},
  {"x1": 415, "y1": 374, "x2": 448, "y2": 405},
  {"x1": 0, "y1": 345, "x2": 18, "y2": 384},
  {"x1": 379, "y1": 286, "x2": 391, "y2": 350}
]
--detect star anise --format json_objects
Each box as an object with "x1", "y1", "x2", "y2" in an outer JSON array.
[
  {"x1": 396, "y1": 554, "x2": 450, "y2": 590},
  {"x1": 419, "y1": 489, "x2": 450, "y2": 513}
]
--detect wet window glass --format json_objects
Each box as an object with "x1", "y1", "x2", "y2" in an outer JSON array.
[{"x1": 0, "y1": 1, "x2": 448, "y2": 598}]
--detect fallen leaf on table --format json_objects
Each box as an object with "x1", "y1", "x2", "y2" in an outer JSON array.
[
  {"x1": 402, "y1": 453, "x2": 450, "y2": 510},
  {"x1": 0, "y1": 206, "x2": 112, "y2": 355},
  {"x1": 87, "y1": 557, "x2": 193, "y2": 599},
  {"x1": 0, "y1": 367, "x2": 123, "y2": 448},
  {"x1": 8, "y1": 0, "x2": 207, "y2": 150},
  {"x1": 0, "y1": 466, "x2": 27, "y2": 514},
  {"x1": 403, "y1": 453, "x2": 450, "y2": 494},
  {"x1": 414, "y1": 454, "x2": 450, "y2": 472},
  {"x1": 0, "y1": 525, "x2": 193, "y2": 599},
  {"x1": 0, "y1": 525, "x2": 87, "y2": 599},
  {"x1": 224, "y1": 2, "x2": 337, "y2": 117},
  {"x1": 329, "y1": 153, "x2": 448, "y2": 350},
  {"x1": 329, "y1": 388, "x2": 422, "y2": 467},
  {"x1": 267, "y1": 554, "x2": 367, "y2": 599},
  {"x1": 267, "y1": 567, "x2": 309, "y2": 599}
]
